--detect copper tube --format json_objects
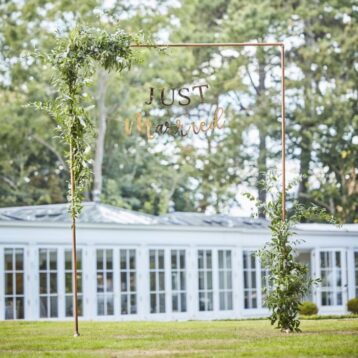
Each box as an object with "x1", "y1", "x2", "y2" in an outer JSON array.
[
  {"x1": 280, "y1": 45, "x2": 286, "y2": 221},
  {"x1": 131, "y1": 42, "x2": 284, "y2": 48},
  {"x1": 70, "y1": 142, "x2": 80, "y2": 337}
]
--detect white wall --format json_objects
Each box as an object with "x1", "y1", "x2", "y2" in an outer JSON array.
[{"x1": 0, "y1": 222, "x2": 357, "y2": 321}]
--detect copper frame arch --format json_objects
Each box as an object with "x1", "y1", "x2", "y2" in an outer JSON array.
[{"x1": 71, "y1": 42, "x2": 286, "y2": 336}]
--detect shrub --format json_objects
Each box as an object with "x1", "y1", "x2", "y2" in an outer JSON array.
[
  {"x1": 347, "y1": 298, "x2": 358, "y2": 314},
  {"x1": 299, "y1": 301, "x2": 318, "y2": 316}
]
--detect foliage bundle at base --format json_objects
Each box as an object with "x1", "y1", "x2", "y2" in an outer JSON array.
[{"x1": 245, "y1": 175, "x2": 335, "y2": 333}]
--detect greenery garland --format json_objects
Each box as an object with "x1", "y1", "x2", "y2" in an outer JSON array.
[{"x1": 31, "y1": 26, "x2": 142, "y2": 219}]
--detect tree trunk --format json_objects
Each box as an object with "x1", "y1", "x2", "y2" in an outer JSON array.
[
  {"x1": 298, "y1": 20, "x2": 314, "y2": 204},
  {"x1": 93, "y1": 69, "x2": 109, "y2": 202},
  {"x1": 257, "y1": 54, "x2": 267, "y2": 218}
]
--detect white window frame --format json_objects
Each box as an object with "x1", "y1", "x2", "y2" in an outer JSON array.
[
  {"x1": 64, "y1": 249, "x2": 83, "y2": 317},
  {"x1": 218, "y1": 249, "x2": 233, "y2": 311},
  {"x1": 96, "y1": 248, "x2": 114, "y2": 316},
  {"x1": 170, "y1": 249, "x2": 187, "y2": 313},
  {"x1": 198, "y1": 249, "x2": 214, "y2": 312},
  {"x1": 243, "y1": 250, "x2": 259, "y2": 309},
  {"x1": 4, "y1": 248, "x2": 25, "y2": 320},
  {"x1": 38, "y1": 248, "x2": 59, "y2": 318},
  {"x1": 318, "y1": 249, "x2": 347, "y2": 308},
  {"x1": 119, "y1": 249, "x2": 137, "y2": 315},
  {"x1": 149, "y1": 249, "x2": 166, "y2": 314}
]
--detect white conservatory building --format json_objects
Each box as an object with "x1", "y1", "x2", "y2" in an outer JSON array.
[{"x1": 0, "y1": 202, "x2": 357, "y2": 321}]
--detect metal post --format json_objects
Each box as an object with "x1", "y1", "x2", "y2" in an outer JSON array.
[
  {"x1": 70, "y1": 143, "x2": 80, "y2": 337},
  {"x1": 280, "y1": 45, "x2": 286, "y2": 221}
]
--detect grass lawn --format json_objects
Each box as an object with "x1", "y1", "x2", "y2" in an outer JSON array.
[{"x1": 0, "y1": 319, "x2": 357, "y2": 357}]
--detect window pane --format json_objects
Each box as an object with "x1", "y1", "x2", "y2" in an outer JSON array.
[
  {"x1": 106, "y1": 272, "x2": 113, "y2": 292},
  {"x1": 206, "y1": 251, "x2": 212, "y2": 269},
  {"x1": 158, "y1": 251, "x2": 164, "y2": 269},
  {"x1": 243, "y1": 252, "x2": 248, "y2": 269},
  {"x1": 65, "y1": 296, "x2": 72, "y2": 317},
  {"x1": 159, "y1": 272, "x2": 165, "y2": 291},
  {"x1": 219, "y1": 292, "x2": 225, "y2": 310},
  {"x1": 97, "y1": 273, "x2": 104, "y2": 293},
  {"x1": 76, "y1": 250, "x2": 82, "y2": 270},
  {"x1": 39, "y1": 250, "x2": 47, "y2": 270},
  {"x1": 198, "y1": 251, "x2": 204, "y2": 269},
  {"x1": 335, "y1": 252, "x2": 341, "y2": 268},
  {"x1": 15, "y1": 250, "x2": 23, "y2": 270},
  {"x1": 4, "y1": 249, "x2": 13, "y2": 271},
  {"x1": 5, "y1": 273, "x2": 13, "y2": 295},
  {"x1": 251, "y1": 272, "x2": 256, "y2": 288},
  {"x1": 171, "y1": 252, "x2": 177, "y2": 269},
  {"x1": 226, "y1": 251, "x2": 232, "y2": 268},
  {"x1": 207, "y1": 293, "x2": 213, "y2": 311},
  {"x1": 180, "y1": 251, "x2": 185, "y2": 269},
  {"x1": 121, "y1": 294, "x2": 128, "y2": 314},
  {"x1": 180, "y1": 272, "x2": 186, "y2": 291},
  {"x1": 106, "y1": 250, "x2": 113, "y2": 270},
  {"x1": 226, "y1": 272, "x2": 232, "y2": 290},
  {"x1": 180, "y1": 293, "x2": 186, "y2": 312},
  {"x1": 120, "y1": 251, "x2": 127, "y2": 270},
  {"x1": 130, "y1": 272, "x2": 136, "y2": 292},
  {"x1": 199, "y1": 292, "x2": 205, "y2": 311},
  {"x1": 227, "y1": 292, "x2": 233, "y2": 310},
  {"x1": 129, "y1": 250, "x2": 136, "y2": 270},
  {"x1": 40, "y1": 297, "x2": 48, "y2": 318},
  {"x1": 65, "y1": 251, "x2": 72, "y2": 270},
  {"x1": 172, "y1": 293, "x2": 178, "y2": 312},
  {"x1": 39, "y1": 273, "x2": 47, "y2": 294},
  {"x1": 150, "y1": 272, "x2": 156, "y2": 291},
  {"x1": 97, "y1": 250, "x2": 104, "y2": 270},
  {"x1": 219, "y1": 272, "x2": 225, "y2": 290},
  {"x1": 15, "y1": 298, "x2": 24, "y2": 319},
  {"x1": 76, "y1": 273, "x2": 82, "y2": 293},
  {"x1": 121, "y1": 272, "x2": 127, "y2": 292},
  {"x1": 150, "y1": 294, "x2": 156, "y2": 313},
  {"x1": 50, "y1": 273, "x2": 57, "y2": 293},
  {"x1": 97, "y1": 295, "x2": 105, "y2": 315},
  {"x1": 5, "y1": 298, "x2": 14, "y2": 319},
  {"x1": 172, "y1": 272, "x2": 178, "y2": 291},
  {"x1": 218, "y1": 251, "x2": 224, "y2": 269},
  {"x1": 250, "y1": 253, "x2": 256, "y2": 269},
  {"x1": 207, "y1": 272, "x2": 213, "y2": 290},
  {"x1": 149, "y1": 250, "x2": 155, "y2": 269},
  {"x1": 107, "y1": 295, "x2": 114, "y2": 315},
  {"x1": 198, "y1": 271, "x2": 205, "y2": 290},
  {"x1": 159, "y1": 294, "x2": 165, "y2": 313},
  {"x1": 49, "y1": 251, "x2": 57, "y2": 270},
  {"x1": 130, "y1": 294, "x2": 137, "y2": 314},
  {"x1": 15, "y1": 273, "x2": 23, "y2": 295}
]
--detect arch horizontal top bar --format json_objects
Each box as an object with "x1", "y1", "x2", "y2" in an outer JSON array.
[{"x1": 131, "y1": 42, "x2": 284, "y2": 48}]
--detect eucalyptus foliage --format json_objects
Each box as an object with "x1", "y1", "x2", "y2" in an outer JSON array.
[
  {"x1": 245, "y1": 174, "x2": 335, "y2": 332},
  {"x1": 31, "y1": 26, "x2": 142, "y2": 219}
]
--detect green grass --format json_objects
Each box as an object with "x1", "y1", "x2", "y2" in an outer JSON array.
[{"x1": 0, "y1": 319, "x2": 357, "y2": 357}]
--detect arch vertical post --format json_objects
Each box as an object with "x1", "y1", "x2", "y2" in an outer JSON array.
[{"x1": 280, "y1": 44, "x2": 286, "y2": 221}]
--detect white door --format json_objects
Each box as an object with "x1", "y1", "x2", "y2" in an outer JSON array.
[{"x1": 318, "y1": 250, "x2": 347, "y2": 312}]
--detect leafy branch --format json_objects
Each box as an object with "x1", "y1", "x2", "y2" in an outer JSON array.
[{"x1": 245, "y1": 172, "x2": 337, "y2": 333}]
